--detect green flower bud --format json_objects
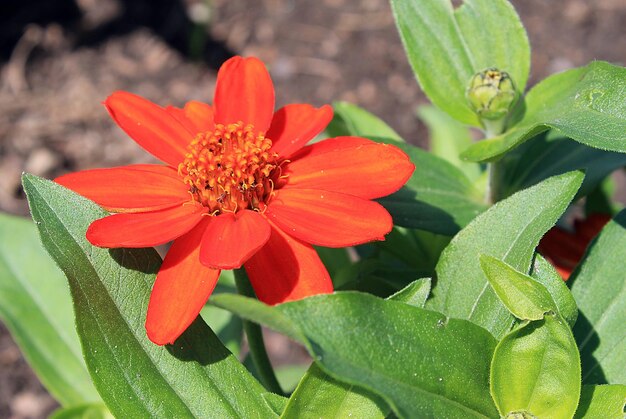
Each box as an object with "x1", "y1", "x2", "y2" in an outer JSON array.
[
  {"x1": 466, "y1": 68, "x2": 518, "y2": 120},
  {"x1": 505, "y1": 411, "x2": 537, "y2": 419}
]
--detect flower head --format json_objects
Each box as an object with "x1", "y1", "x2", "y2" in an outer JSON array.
[
  {"x1": 466, "y1": 68, "x2": 518, "y2": 120},
  {"x1": 538, "y1": 213, "x2": 610, "y2": 280},
  {"x1": 56, "y1": 56, "x2": 414, "y2": 345}
]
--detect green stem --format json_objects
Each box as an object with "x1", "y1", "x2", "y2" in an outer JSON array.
[
  {"x1": 482, "y1": 118, "x2": 507, "y2": 204},
  {"x1": 233, "y1": 269, "x2": 284, "y2": 395},
  {"x1": 486, "y1": 161, "x2": 502, "y2": 205}
]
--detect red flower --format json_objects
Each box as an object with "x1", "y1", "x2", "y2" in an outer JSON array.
[
  {"x1": 538, "y1": 213, "x2": 610, "y2": 280},
  {"x1": 56, "y1": 56, "x2": 414, "y2": 345}
]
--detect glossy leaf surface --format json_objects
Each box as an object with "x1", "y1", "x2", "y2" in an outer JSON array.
[
  {"x1": 212, "y1": 292, "x2": 499, "y2": 418},
  {"x1": 574, "y1": 385, "x2": 626, "y2": 419},
  {"x1": 479, "y1": 255, "x2": 556, "y2": 321},
  {"x1": 572, "y1": 210, "x2": 626, "y2": 384},
  {"x1": 281, "y1": 278, "x2": 432, "y2": 419},
  {"x1": 497, "y1": 132, "x2": 626, "y2": 201},
  {"x1": 426, "y1": 171, "x2": 583, "y2": 338},
  {"x1": 490, "y1": 314, "x2": 581, "y2": 418},
  {"x1": 530, "y1": 255, "x2": 578, "y2": 328}
]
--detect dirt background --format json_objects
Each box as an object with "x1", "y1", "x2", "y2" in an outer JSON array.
[{"x1": 0, "y1": 0, "x2": 624, "y2": 417}]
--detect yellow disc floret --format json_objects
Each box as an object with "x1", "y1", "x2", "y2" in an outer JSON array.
[{"x1": 178, "y1": 122, "x2": 278, "y2": 214}]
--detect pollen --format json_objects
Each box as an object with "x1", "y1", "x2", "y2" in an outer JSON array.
[{"x1": 178, "y1": 122, "x2": 279, "y2": 214}]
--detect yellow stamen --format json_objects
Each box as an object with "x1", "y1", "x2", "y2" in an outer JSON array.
[{"x1": 178, "y1": 122, "x2": 278, "y2": 214}]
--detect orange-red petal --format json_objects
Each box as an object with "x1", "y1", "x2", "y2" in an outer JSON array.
[
  {"x1": 146, "y1": 219, "x2": 220, "y2": 345},
  {"x1": 184, "y1": 101, "x2": 215, "y2": 132},
  {"x1": 105, "y1": 91, "x2": 193, "y2": 167},
  {"x1": 266, "y1": 104, "x2": 333, "y2": 158},
  {"x1": 86, "y1": 202, "x2": 207, "y2": 248},
  {"x1": 165, "y1": 101, "x2": 215, "y2": 135},
  {"x1": 266, "y1": 188, "x2": 393, "y2": 247},
  {"x1": 165, "y1": 106, "x2": 198, "y2": 135},
  {"x1": 244, "y1": 222, "x2": 332, "y2": 305},
  {"x1": 199, "y1": 210, "x2": 271, "y2": 269},
  {"x1": 283, "y1": 136, "x2": 415, "y2": 199},
  {"x1": 213, "y1": 56, "x2": 275, "y2": 132},
  {"x1": 55, "y1": 164, "x2": 189, "y2": 213}
]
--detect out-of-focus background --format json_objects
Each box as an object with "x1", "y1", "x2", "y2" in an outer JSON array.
[{"x1": 0, "y1": 0, "x2": 624, "y2": 417}]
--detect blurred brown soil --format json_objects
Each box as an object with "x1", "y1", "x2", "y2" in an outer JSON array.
[{"x1": 0, "y1": 0, "x2": 624, "y2": 417}]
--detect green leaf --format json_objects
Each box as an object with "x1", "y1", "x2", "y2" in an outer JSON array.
[
  {"x1": 388, "y1": 278, "x2": 431, "y2": 308},
  {"x1": 418, "y1": 105, "x2": 482, "y2": 182},
  {"x1": 391, "y1": 0, "x2": 529, "y2": 125},
  {"x1": 314, "y1": 246, "x2": 352, "y2": 279},
  {"x1": 282, "y1": 364, "x2": 388, "y2": 419},
  {"x1": 212, "y1": 292, "x2": 499, "y2": 418},
  {"x1": 0, "y1": 213, "x2": 100, "y2": 406},
  {"x1": 262, "y1": 392, "x2": 288, "y2": 416},
  {"x1": 281, "y1": 278, "x2": 431, "y2": 419},
  {"x1": 426, "y1": 171, "x2": 584, "y2": 338},
  {"x1": 378, "y1": 142, "x2": 487, "y2": 235},
  {"x1": 326, "y1": 101, "x2": 403, "y2": 142},
  {"x1": 479, "y1": 255, "x2": 557, "y2": 321},
  {"x1": 530, "y1": 255, "x2": 578, "y2": 328},
  {"x1": 50, "y1": 403, "x2": 113, "y2": 419},
  {"x1": 462, "y1": 62, "x2": 626, "y2": 162},
  {"x1": 490, "y1": 313, "x2": 581, "y2": 418},
  {"x1": 572, "y1": 210, "x2": 626, "y2": 385},
  {"x1": 497, "y1": 131, "x2": 626, "y2": 200},
  {"x1": 23, "y1": 174, "x2": 275, "y2": 418},
  {"x1": 574, "y1": 385, "x2": 626, "y2": 419},
  {"x1": 585, "y1": 177, "x2": 622, "y2": 216},
  {"x1": 199, "y1": 304, "x2": 242, "y2": 357}
]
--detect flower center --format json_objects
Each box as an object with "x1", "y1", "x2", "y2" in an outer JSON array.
[{"x1": 178, "y1": 122, "x2": 279, "y2": 214}]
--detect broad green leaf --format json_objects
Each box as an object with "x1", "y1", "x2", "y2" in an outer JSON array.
[
  {"x1": 572, "y1": 210, "x2": 626, "y2": 384},
  {"x1": 378, "y1": 142, "x2": 487, "y2": 235},
  {"x1": 0, "y1": 213, "x2": 99, "y2": 406},
  {"x1": 282, "y1": 364, "x2": 388, "y2": 419},
  {"x1": 391, "y1": 0, "x2": 529, "y2": 125},
  {"x1": 375, "y1": 227, "x2": 450, "y2": 274},
  {"x1": 282, "y1": 278, "x2": 431, "y2": 419},
  {"x1": 212, "y1": 292, "x2": 499, "y2": 418},
  {"x1": 574, "y1": 385, "x2": 626, "y2": 419},
  {"x1": 463, "y1": 62, "x2": 626, "y2": 162},
  {"x1": 426, "y1": 171, "x2": 584, "y2": 338},
  {"x1": 326, "y1": 101, "x2": 403, "y2": 142},
  {"x1": 418, "y1": 105, "x2": 482, "y2": 182},
  {"x1": 23, "y1": 174, "x2": 275, "y2": 418},
  {"x1": 497, "y1": 131, "x2": 626, "y2": 200},
  {"x1": 530, "y1": 255, "x2": 578, "y2": 328},
  {"x1": 490, "y1": 313, "x2": 581, "y2": 418},
  {"x1": 50, "y1": 403, "x2": 113, "y2": 419},
  {"x1": 479, "y1": 255, "x2": 556, "y2": 321}
]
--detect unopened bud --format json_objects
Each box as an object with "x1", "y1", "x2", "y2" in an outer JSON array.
[{"x1": 466, "y1": 68, "x2": 518, "y2": 120}]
